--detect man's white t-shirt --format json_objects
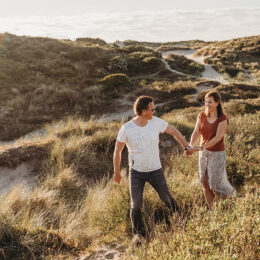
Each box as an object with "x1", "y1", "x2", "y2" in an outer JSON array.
[{"x1": 117, "y1": 116, "x2": 168, "y2": 172}]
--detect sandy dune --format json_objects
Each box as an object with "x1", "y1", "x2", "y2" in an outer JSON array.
[
  {"x1": 162, "y1": 49, "x2": 228, "y2": 84},
  {"x1": 0, "y1": 43, "x2": 220, "y2": 259},
  {"x1": 0, "y1": 45, "x2": 222, "y2": 198},
  {"x1": 0, "y1": 162, "x2": 37, "y2": 195}
]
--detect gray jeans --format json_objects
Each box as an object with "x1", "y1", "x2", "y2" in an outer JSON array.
[{"x1": 129, "y1": 168, "x2": 179, "y2": 235}]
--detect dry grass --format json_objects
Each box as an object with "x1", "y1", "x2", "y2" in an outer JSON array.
[
  {"x1": 165, "y1": 54, "x2": 204, "y2": 76},
  {"x1": 0, "y1": 99, "x2": 258, "y2": 258},
  {"x1": 0, "y1": 34, "x2": 259, "y2": 259},
  {"x1": 196, "y1": 83, "x2": 260, "y2": 103},
  {"x1": 194, "y1": 35, "x2": 260, "y2": 84},
  {"x1": 0, "y1": 33, "x2": 192, "y2": 141}
]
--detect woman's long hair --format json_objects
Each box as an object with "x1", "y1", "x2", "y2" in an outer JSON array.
[{"x1": 205, "y1": 91, "x2": 224, "y2": 117}]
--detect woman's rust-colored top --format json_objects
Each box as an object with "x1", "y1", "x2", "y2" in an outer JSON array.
[{"x1": 199, "y1": 111, "x2": 228, "y2": 151}]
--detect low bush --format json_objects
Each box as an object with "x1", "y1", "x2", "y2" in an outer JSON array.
[
  {"x1": 224, "y1": 98, "x2": 260, "y2": 116},
  {"x1": 76, "y1": 37, "x2": 107, "y2": 46},
  {"x1": 127, "y1": 55, "x2": 164, "y2": 75},
  {"x1": 99, "y1": 73, "x2": 130, "y2": 92},
  {"x1": 197, "y1": 83, "x2": 260, "y2": 103},
  {"x1": 165, "y1": 54, "x2": 204, "y2": 76},
  {"x1": 195, "y1": 35, "x2": 260, "y2": 83},
  {"x1": 121, "y1": 45, "x2": 155, "y2": 54},
  {"x1": 0, "y1": 107, "x2": 259, "y2": 258}
]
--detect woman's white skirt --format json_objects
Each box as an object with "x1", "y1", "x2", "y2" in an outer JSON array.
[{"x1": 199, "y1": 150, "x2": 234, "y2": 196}]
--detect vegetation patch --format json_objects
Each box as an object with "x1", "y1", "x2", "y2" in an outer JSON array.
[
  {"x1": 76, "y1": 37, "x2": 108, "y2": 46},
  {"x1": 0, "y1": 34, "x2": 192, "y2": 140},
  {"x1": 194, "y1": 36, "x2": 260, "y2": 83},
  {"x1": 165, "y1": 54, "x2": 204, "y2": 76},
  {"x1": 99, "y1": 73, "x2": 130, "y2": 94},
  {"x1": 0, "y1": 100, "x2": 259, "y2": 258},
  {"x1": 0, "y1": 34, "x2": 259, "y2": 259},
  {"x1": 197, "y1": 83, "x2": 260, "y2": 103}
]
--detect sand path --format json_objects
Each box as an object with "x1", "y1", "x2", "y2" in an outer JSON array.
[
  {"x1": 0, "y1": 129, "x2": 47, "y2": 195},
  {"x1": 0, "y1": 162, "x2": 38, "y2": 194},
  {"x1": 161, "y1": 49, "x2": 228, "y2": 84}
]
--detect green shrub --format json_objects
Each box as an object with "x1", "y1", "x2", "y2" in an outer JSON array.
[
  {"x1": 107, "y1": 55, "x2": 128, "y2": 73},
  {"x1": 99, "y1": 73, "x2": 130, "y2": 92},
  {"x1": 197, "y1": 83, "x2": 260, "y2": 103},
  {"x1": 142, "y1": 57, "x2": 164, "y2": 73},
  {"x1": 224, "y1": 99, "x2": 260, "y2": 116},
  {"x1": 121, "y1": 45, "x2": 155, "y2": 54},
  {"x1": 224, "y1": 66, "x2": 240, "y2": 77},
  {"x1": 165, "y1": 54, "x2": 204, "y2": 75},
  {"x1": 127, "y1": 55, "x2": 163, "y2": 75},
  {"x1": 128, "y1": 51, "x2": 152, "y2": 59},
  {"x1": 225, "y1": 112, "x2": 260, "y2": 187},
  {"x1": 76, "y1": 37, "x2": 107, "y2": 46},
  {"x1": 196, "y1": 35, "x2": 260, "y2": 83}
]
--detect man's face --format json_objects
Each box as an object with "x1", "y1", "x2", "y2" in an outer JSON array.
[{"x1": 143, "y1": 102, "x2": 155, "y2": 119}]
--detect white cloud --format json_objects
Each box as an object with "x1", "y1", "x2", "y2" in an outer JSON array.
[{"x1": 0, "y1": 9, "x2": 259, "y2": 42}]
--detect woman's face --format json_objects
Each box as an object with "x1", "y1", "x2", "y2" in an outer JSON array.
[{"x1": 205, "y1": 96, "x2": 219, "y2": 113}]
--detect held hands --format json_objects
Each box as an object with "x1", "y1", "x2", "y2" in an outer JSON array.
[{"x1": 184, "y1": 145, "x2": 204, "y2": 158}]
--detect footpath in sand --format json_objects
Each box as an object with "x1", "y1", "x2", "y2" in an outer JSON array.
[{"x1": 161, "y1": 49, "x2": 228, "y2": 84}]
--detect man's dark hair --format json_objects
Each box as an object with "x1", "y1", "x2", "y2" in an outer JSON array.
[{"x1": 133, "y1": 96, "x2": 154, "y2": 116}]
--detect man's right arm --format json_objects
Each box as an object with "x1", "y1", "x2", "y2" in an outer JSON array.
[{"x1": 113, "y1": 140, "x2": 125, "y2": 184}]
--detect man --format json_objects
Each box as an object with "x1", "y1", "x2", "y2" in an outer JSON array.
[{"x1": 113, "y1": 96, "x2": 194, "y2": 246}]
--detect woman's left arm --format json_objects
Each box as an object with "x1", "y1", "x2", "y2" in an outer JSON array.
[{"x1": 202, "y1": 120, "x2": 228, "y2": 150}]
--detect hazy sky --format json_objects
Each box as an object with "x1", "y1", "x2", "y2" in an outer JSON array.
[
  {"x1": 0, "y1": 1, "x2": 259, "y2": 42},
  {"x1": 1, "y1": 0, "x2": 260, "y2": 16}
]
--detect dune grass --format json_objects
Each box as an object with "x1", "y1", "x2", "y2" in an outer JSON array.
[
  {"x1": 165, "y1": 54, "x2": 204, "y2": 76},
  {"x1": 0, "y1": 99, "x2": 259, "y2": 258},
  {"x1": 0, "y1": 33, "x2": 191, "y2": 141},
  {"x1": 194, "y1": 35, "x2": 260, "y2": 84},
  {"x1": 0, "y1": 34, "x2": 259, "y2": 259}
]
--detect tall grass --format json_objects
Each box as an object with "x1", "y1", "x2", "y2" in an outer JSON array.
[
  {"x1": 194, "y1": 35, "x2": 260, "y2": 84},
  {"x1": 0, "y1": 101, "x2": 259, "y2": 258},
  {"x1": 0, "y1": 32, "x2": 259, "y2": 257}
]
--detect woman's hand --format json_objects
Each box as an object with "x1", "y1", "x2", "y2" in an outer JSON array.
[
  {"x1": 184, "y1": 146, "x2": 199, "y2": 157},
  {"x1": 194, "y1": 146, "x2": 204, "y2": 151}
]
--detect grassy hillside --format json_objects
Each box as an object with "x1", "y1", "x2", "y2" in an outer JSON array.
[
  {"x1": 0, "y1": 34, "x2": 259, "y2": 259},
  {"x1": 0, "y1": 33, "x2": 197, "y2": 141},
  {"x1": 128, "y1": 36, "x2": 260, "y2": 84},
  {"x1": 165, "y1": 53, "x2": 204, "y2": 76},
  {"x1": 0, "y1": 96, "x2": 259, "y2": 258},
  {"x1": 194, "y1": 36, "x2": 260, "y2": 84}
]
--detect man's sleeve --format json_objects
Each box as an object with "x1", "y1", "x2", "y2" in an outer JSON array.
[
  {"x1": 157, "y1": 117, "x2": 169, "y2": 133},
  {"x1": 117, "y1": 125, "x2": 127, "y2": 143}
]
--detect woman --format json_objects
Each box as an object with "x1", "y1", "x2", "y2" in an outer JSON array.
[{"x1": 189, "y1": 91, "x2": 234, "y2": 209}]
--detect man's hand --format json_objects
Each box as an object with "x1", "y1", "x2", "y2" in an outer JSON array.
[
  {"x1": 184, "y1": 150, "x2": 192, "y2": 157},
  {"x1": 184, "y1": 146, "x2": 198, "y2": 157},
  {"x1": 114, "y1": 172, "x2": 122, "y2": 184},
  {"x1": 113, "y1": 141, "x2": 125, "y2": 184}
]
